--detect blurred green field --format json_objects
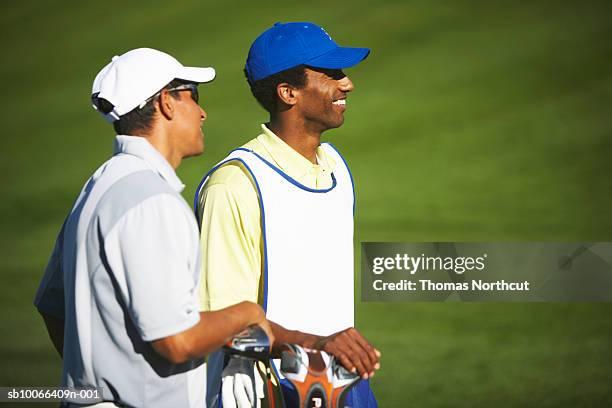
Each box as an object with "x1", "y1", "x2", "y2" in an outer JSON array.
[{"x1": 1, "y1": 0, "x2": 612, "y2": 406}]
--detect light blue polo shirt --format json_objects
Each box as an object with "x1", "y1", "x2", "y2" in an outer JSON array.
[{"x1": 35, "y1": 135, "x2": 205, "y2": 407}]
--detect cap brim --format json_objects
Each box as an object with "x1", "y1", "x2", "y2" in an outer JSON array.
[
  {"x1": 305, "y1": 47, "x2": 370, "y2": 70},
  {"x1": 176, "y1": 66, "x2": 216, "y2": 83}
]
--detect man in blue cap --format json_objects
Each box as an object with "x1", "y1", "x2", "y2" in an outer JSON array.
[{"x1": 196, "y1": 22, "x2": 379, "y2": 407}]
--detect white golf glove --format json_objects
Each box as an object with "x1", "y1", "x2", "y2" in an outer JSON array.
[{"x1": 221, "y1": 355, "x2": 265, "y2": 408}]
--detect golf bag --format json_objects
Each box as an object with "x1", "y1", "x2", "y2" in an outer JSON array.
[{"x1": 224, "y1": 326, "x2": 361, "y2": 408}]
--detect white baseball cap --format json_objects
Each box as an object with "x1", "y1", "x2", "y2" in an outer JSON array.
[{"x1": 91, "y1": 48, "x2": 216, "y2": 123}]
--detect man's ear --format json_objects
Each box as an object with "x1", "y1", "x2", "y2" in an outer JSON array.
[
  {"x1": 276, "y1": 83, "x2": 299, "y2": 106},
  {"x1": 158, "y1": 89, "x2": 176, "y2": 120}
]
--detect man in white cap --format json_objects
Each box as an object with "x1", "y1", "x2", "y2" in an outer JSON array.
[{"x1": 35, "y1": 48, "x2": 272, "y2": 408}]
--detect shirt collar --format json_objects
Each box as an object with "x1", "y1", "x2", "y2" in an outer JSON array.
[
  {"x1": 257, "y1": 124, "x2": 336, "y2": 178},
  {"x1": 113, "y1": 135, "x2": 185, "y2": 193}
]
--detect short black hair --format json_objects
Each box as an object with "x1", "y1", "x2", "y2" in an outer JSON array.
[
  {"x1": 92, "y1": 79, "x2": 185, "y2": 135},
  {"x1": 245, "y1": 65, "x2": 308, "y2": 114}
]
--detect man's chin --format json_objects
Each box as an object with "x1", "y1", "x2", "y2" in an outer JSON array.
[
  {"x1": 185, "y1": 143, "x2": 205, "y2": 158},
  {"x1": 328, "y1": 117, "x2": 345, "y2": 130}
]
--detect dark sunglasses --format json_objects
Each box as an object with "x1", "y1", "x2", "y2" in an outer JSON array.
[
  {"x1": 168, "y1": 83, "x2": 199, "y2": 104},
  {"x1": 138, "y1": 83, "x2": 199, "y2": 109},
  {"x1": 309, "y1": 67, "x2": 346, "y2": 80}
]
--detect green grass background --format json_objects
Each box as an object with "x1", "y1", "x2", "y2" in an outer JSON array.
[{"x1": 1, "y1": 0, "x2": 612, "y2": 406}]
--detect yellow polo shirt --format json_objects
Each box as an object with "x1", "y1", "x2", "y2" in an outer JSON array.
[{"x1": 198, "y1": 124, "x2": 337, "y2": 311}]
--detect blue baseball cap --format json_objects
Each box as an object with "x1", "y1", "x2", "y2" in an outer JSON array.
[{"x1": 245, "y1": 22, "x2": 370, "y2": 82}]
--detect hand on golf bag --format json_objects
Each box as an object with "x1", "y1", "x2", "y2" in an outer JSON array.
[
  {"x1": 222, "y1": 325, "x2": 377, "y2": 407},
  {"x1": 314, "y1": 328, "x2": 381, "y2": 380}
]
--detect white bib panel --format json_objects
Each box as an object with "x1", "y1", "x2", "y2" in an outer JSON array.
[{"x1": 199, "y1": 143, "x2": 355, "y2": 336}]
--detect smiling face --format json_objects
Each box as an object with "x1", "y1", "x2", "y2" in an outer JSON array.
[{"x1": 295, "y1": 67, "x2": 354, "y2": 133}]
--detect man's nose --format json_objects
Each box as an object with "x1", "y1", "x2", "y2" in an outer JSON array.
[{"x1": 339, "y1": 75, "x2": 354, "y2": 93}]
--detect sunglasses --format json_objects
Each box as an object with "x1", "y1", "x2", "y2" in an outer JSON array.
[
  {"x1": 309, "y1": 67, "x2": 346, "y2": 80},
  {"x1": 138, "y1": 82, "x2": 199, "y2": 109},
  {"x1": 168, "y1": 83, "x2": 199, "y2": 104}
]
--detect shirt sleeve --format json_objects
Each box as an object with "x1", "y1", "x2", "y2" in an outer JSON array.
[
  {"x1": 103, "y1": 194, "x2": 201, "y2": 342},
  {"x1": 198, "y1": 163, "x2": 262, "y2": 311},
  {"x1": 34, "y1": 221, "x2": 66, "y2": 319}
]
